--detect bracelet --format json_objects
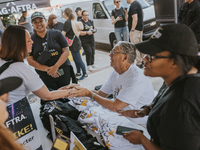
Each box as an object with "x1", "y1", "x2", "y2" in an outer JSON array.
[
  {"x1": 141, "y1": 105, "x2": 151, "y2": 114},
  {"x1": 131, "y1": 30, "x2": 135, "y2": 32},
  {"x1": 91, "y1": 93, "x2": 95, "y2": 101}
]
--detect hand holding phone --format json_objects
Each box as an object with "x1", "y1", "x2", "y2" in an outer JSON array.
[
  {"x1": 116, "y1": 126, "x2": 143, "y2": 135},
  {"x1": 57, "y1": 68, "x2": 64, "y2": 76},
  {"x1": 92, "y1": 28, "x2": 97, "y2": 33}
]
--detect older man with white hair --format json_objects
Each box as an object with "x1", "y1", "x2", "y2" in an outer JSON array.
[{"x1": 68, "y1": 41, "x2": 154, "y2": 126}]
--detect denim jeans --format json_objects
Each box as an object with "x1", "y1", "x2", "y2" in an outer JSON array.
[
  {"x1": 71, "y1": 50, "x2": 87, "y2": 75},
  {"x1": 114, "y1": 26, "x2": 129, "y2": 42}
]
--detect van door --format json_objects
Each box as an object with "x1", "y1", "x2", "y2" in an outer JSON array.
[{"x1": 92, "y1": 2, "x2": 113, "y2": 44}]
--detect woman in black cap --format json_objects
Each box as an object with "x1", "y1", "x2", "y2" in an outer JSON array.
[
  {"x1": 120, "y1": 24, "x2": 200, "y2": 150},
  {"x1": 27, "y1": 12, "x2": 75, "y2": 90}
]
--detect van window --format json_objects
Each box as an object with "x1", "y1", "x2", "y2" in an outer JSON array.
[
  {"x1": 93, "y1": 3, "x2": 108, "y2": 19},
  {"x1": 103, "y1": 0, "x2": 150, "y2": 16}
]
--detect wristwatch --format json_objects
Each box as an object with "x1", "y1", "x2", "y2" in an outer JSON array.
[
  {"x1": 131, "y1": 30, "x2": 135, "y2": 32},
  {"x1": 91, "y1": 93, "x2": 95, "y2": 101}
]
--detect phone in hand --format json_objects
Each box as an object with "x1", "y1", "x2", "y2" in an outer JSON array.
[
  {"x1": 116, "y1": 126, "x2": 143, "y2": 135},
  {"x1": 92, "y1": 28, "x2": 97, "y2": 33},
  {"x1": 124, "y1": 7, "x2": 128, "y2": 11},
  {"x1": 57, "y1": 68, "x2": 64, "y2": 76},
  {"x1": 51, "y1": 134, "x2": 70, "y2": 150},
  {"x1": 118, "y1": 15, "x2": 122, "y2": 17}
]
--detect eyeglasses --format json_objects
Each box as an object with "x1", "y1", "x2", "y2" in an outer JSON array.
[
  {"x1": 110, "y1": 50, "x2": 126, "y2": 55},
  {"x1": 145, "y1": 54, "x2": 174, "y2": 63},
  {"x1": 115, "y1": 1, "x2": 121, "y2": 3}
]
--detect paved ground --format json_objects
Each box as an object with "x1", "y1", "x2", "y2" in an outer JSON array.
[{"x1": 29, "y1": 48, "x2": 163, "y2": 149}]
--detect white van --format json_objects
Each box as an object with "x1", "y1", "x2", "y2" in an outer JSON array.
[{"x1": 61, "y1": 0, "x2": 157, "y2": 47}]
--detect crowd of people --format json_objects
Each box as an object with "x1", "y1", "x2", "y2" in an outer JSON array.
[{"x1": 0, "y1": 0, "x2": 200, "y2": 149}]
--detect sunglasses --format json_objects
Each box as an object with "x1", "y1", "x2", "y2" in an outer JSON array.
[
  {"x1": 145, "y1": 54, "x2": 174, "y2": 63},
  {"x1": 115, "y1": 1, "x2": 121, "y2": 3}
]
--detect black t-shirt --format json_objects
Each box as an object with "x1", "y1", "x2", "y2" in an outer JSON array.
[
  {"x1": 112, "y1": 7, "x2": 126, "y2": 28},
  {"x1": 77, "y1": 16, "x2": 82, "y2": 21},
  {"x1": 62, "y1": 20, "x2": 81, "y2": 52},
  {"x1": 128, "y1": 1, "x2": 143, "y2": 31},
  {"x1": 48, "y1": 22, "x2": 64, "y2": 32},
  {"x1": 79, "y1": 19, "x2": 95, "y2": 44},
  {"x1": 30, "y1": 30, "x2": 70, "y2": 70},
  {"x1": 147, "y1": 74, "x2": 200, "y2": 150},
  {"x1": 18, "y1": 16, "x2": 26, "y2": 23}
]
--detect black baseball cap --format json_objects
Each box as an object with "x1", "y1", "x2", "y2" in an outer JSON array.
[
  {"x1": 31, "y1": 12, "x2": 45, "y2": 22},
  {"x1": 0, "y1": 77, "x2": 23, "y2": 96},
  {"x1": 135, "y1": 24, "x2": 199, "y2": 56},
  {"x1": 75, "y1": 7, "x2": 82, "y2": 12}
]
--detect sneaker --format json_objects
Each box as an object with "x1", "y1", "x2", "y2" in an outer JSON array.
[
  {"x1": 78, "y1": 74, "x2": 88, "y2": 81},
  {"x1": 87, "y1": 65, "x2": 94, "y2": 71},
  {"x1": 91, "y1": 64, "x2": 98, "y2": 68},
  {"x1": 76, "y1": 73, "x2": 82, "y2": 79}
]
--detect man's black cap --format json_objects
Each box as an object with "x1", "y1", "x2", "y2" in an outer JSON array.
[
  {"x1": 135, "y1": 24, "x2": 198, "y2": 56},
  {"x1": 75, "y1": 7, "x2": 82, "y2": 12},
  {"x1": 0, "y1": 77, "x2": 23, "y2": 96}
]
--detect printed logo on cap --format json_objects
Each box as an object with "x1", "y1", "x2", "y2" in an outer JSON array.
[{"x1": 151, "y1": 27, "x2": 163, "y2": 39}]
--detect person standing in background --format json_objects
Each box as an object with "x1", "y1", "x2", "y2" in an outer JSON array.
[
  {"x1": 18, "y1": 11, "x2": 33, "y2": 35},
  {"x1": 47, "y1": 14, "x2": 64, "y2": 32},
  {"x1": 79, "y1": 10, "x2": 98, "y2": 72},
  {"x1": 62, "y1": 8, "x2": 88, "y2": 81},
  {"x1": 18, "y1": 11, "x2": 28, "y2": 25},
  {"x1": 75, "y1": 7, "x2": 82, "y2": 21},
  {"x1": 111, "y1": 0, "x2": 129, "y2": 42},
  {"x1": 127, "y1": 0, "x2": 144, "y2": 69},
  {"x1": 178, "y1": 0, "x2": 200, "y2": 45}
]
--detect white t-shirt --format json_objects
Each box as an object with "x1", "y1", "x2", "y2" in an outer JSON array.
[
  {"x1": 0, "y1": 59, "x2": 44, "y2": 105},
  {"x1": 100, "y1": 64, "x2": 154, "y2": 124}
]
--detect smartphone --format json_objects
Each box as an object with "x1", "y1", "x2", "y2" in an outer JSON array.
[
  {"x1": 116, "y1": 126, "x2": 143, "y2": 135},
  {"x1": 51, "y1": 134, "x2": 70, "y2": 150},
  {"x1": 124, "y1": 7, "x2": 128, "y2": 11},
  {"x1": 57, "y1": 69, "x2": 64, "y2": 76},
  {"x1": 118, "y1": 15, "x2": 122, "y2": 17},
  {"x1": 92, "y1": 28, "x2": 97, "y2": 33}
]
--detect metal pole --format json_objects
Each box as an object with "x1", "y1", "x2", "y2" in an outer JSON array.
[{"x1": 174, "y1": 0, "x2": 178, "y2": 23}]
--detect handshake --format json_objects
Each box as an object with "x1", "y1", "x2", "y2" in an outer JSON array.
[{"x1": 59, "y1": 84, "x2": 91, "y2": 98}]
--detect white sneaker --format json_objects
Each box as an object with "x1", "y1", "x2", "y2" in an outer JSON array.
[
  {"x1": 87, "y1": 65, "x2": 94, "y2": 71},
  {"x1": 91, "y1": 64, "x2": 98, "y2": 68}
]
